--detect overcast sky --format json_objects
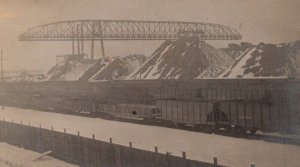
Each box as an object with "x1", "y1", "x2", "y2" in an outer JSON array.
[{"x1": 0, "y1": 0, "x2": 299, "y2": 72}]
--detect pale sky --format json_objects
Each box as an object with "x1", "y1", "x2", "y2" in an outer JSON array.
[{"x1": 0, "y1": 0, "x2": 299, "y2": 72}]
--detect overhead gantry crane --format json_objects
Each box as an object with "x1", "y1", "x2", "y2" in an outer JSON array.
[{"x1": 19, "y1": 20, "x2": 242, "y2": 60}]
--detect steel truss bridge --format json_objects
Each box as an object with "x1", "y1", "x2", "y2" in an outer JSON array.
[{"x1": 19, "y1": 20, "x2": 242, "y2": 59}]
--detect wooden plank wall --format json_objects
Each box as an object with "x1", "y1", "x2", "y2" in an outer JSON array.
[{"x1": 0, "y1": 120, "x2": 225, "y2": 167}]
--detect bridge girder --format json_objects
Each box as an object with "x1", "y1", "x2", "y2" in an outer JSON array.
[{"x1": 19, "y1": 20, "x2": 242, "y2": 41}]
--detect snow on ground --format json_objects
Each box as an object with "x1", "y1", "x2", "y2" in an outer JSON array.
[
  {"x1": 129, "y1": 40, "x2": 233, "y2": 80},
  {"x1": 89, "y1": 62, "x2": 109, "y2": 81},
  {"x1": 0, "y1": 107, "x2": 299, "y2": 167},
  {"x1": 0, "y1": 142, "x2": 77, "y2": 167},
  {"x1": 90, "y1": 54, "x2": 146, "y2": 81},
  {"x1": 225, "y1": 48, "x2": 256, "y2": 78},
  {"x1": 219, "y1": 48, "x2": 251, "y2": 78},
  {"x1": 64, "y1": 62, "x2": 93, "y2": 81}
]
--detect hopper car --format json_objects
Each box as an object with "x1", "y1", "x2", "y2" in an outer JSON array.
[{"x1": 0, "y1": 78, "x2": 299, "y2": 134}]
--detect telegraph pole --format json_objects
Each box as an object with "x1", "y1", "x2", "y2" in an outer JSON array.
[
  {"x1": 1, "y1": 49, "x2": 4, "y2": 110},
  {"x1": 91, "y1": 24, "x2": 95, "y2": 60},
  {"x1": 1, "y1": 49, "x2": 3, "y2": 82},
  {"x1": 99, "y1": 22, "x2": 105, "y2": 58}
]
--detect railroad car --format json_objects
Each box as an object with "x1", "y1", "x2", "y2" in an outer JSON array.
[{"x1": 0, "y1": 78, "x2": 299, "y2": 134}]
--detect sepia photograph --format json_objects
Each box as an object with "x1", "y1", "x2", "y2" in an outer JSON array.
[{"x1": 0, "y1": 0, "x2": 299, "y2": 166}]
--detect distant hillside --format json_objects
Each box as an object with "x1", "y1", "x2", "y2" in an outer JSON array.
[
  {"x1": 79, "y1": 59, "x2": 109, "y2": 81},
  {"x1": 4, "y1": 69, "x2": 45, "y2": 82},
  {"x1": 128, "y1": 39, "x2": 233, "y2": 80},
  {"x1": 222, "y1": 41, "x2": 300, "y2": 78},
  {"x1": 91, "y1": 54, "x2": 146, "y2": 81},
  {"x1": 32, "y1": 54, "x2": 145, "y2": 82},
  {"x1": 11, "y1": 40, "x2": 300, "y2": 82},
  {"x1": 42, "y1": 58, "x2": 95, "y2": 81}
]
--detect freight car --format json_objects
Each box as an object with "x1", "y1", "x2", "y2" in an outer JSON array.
[
  {"x1": 0, "y1": 78, "x2": 299, "y2": 134},
  {"x1": 158, "y1": 98, "x2": 291, "y2": 134},
  {"x1": 156, "y1": 79, "x2": 299, "y2": 134}
]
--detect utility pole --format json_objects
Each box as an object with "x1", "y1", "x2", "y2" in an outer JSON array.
[
  {"x1": 1, "y1": 49, "x2": 4, "y2": 110},
  {"x1": 139, "y1": 59, "x2": 141, "y2": 80},
  {"x1": 137, "y1": 56, "x2": 142, "y2": 80},
  {"x1": 1, "y1": 49, "x2": 3, "y2": 82},
  {"x1": 81, "y1": 24, "x2": 84, "y2": 56},
  {"x1": 90, "y1": 24, "x2": 95, "y2": 60},
  {"x1": 99, "y1": 22, "x2": 105, "y2": 58},
  {"x1": 77, "y1": 25, "x2": 81, "y2": 55},
  {"x1": 72, "y1": 26, "x2": 75, "y2": 55}
]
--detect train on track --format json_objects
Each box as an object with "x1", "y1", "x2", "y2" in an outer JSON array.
[{"x1": 0, "y1": 78, "x2": 299, "y2": 134}]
